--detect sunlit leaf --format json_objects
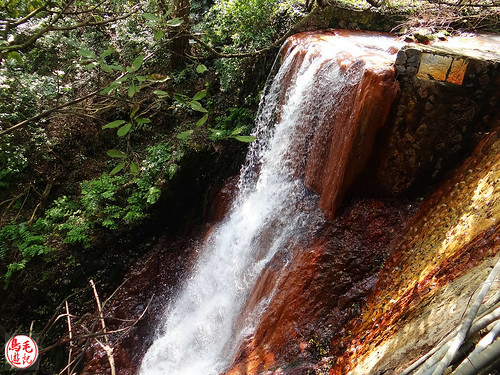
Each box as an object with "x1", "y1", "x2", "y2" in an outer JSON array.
[
  {"x1": 78, "y1": 48, "x2": 96, "y2": 58},
  {"x1": 196, "y1": 64, "x2": 207, "y2": 74},
  {"x1": 117, "y1": 122, "x2": 132, "y2": 137},
  {"x1": 131, "y1": 55, "x2": 144, "y2": 71},
  {"x1": 100, "y1": 48, "x2": 114, "y2": 58},
  {"x1": 233, "y1": 135, "x2": 256, "y2": 143},
  {"x1": 154, "y1": 30, "x2": 164, "y2": 41},
  {"x1": 106, "y1": 149, "x2": 127, "y2": 158},
  {"x1": 142, "y1": 13, "x2": 161, "y2": 21},
  {"x1": 190, "y1": 101, "x2": 208, "y2": 113},
  {"x1": 100, "y1": 63, "x2": 113, "y2": 73},
  {"x1": 85, "y1": 62, "x2": 99, "y2": 70},
  {"x1": 130, "y1": 162, "x2": 140, "y2": 175},
  {"x1": 130, "y1": 104, "x2": 140, "y2": 119},
  {"x1": 102, "y1": 120, "x2": 126, "y2": 129},
  {"x1": 176, "y1": 130, "x2": 193, "y2": 140},
  {"x1": 128, "y1": 83, "x2": 138, "y2": 97},
  {"x1": 136, "y1": 118, "x2": 151, "y2": 125},
  {"x1": 110, "y1": 64, "x2": 125, "y2": 71},
  {"x1": 153, "y1": 90, "x2": 168, "y2": 97},
  {"x1": 166, "y1": 17, "x2": 183, "y2": 27},
  {"x1": 192, "y1": 90, "x2": 206, "y2": 101},
  {"x1": 196, "y1": 114, "x2": 209, "y2": 127},
  {"x1": 100, "y1": 86, "x2": 114, "y2": 95},
  {"x1": 7, "y1": 51, "x2": 22, "y2": 64},
  {"x1": 110, "y1": 162, "x2": 126, "y2": 175},
  {"x1": 230, "y1": 127, "x2": 243, "y2": 136}
]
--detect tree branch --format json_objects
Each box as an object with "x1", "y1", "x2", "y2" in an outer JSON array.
[
  {"x1": 191, "y1": 5, "x2": 322, "y2": 59},
  {"x1": 1, "y1": 8, "x2": 138, "y2": 54}
]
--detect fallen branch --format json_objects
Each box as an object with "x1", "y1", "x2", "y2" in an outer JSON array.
[
  {"x1": 401, "y1": 288, "x2": 500, "y2": 374},
  {"x1": 451, "y1": 338, "x2": 500, "y2": 375},
  {"x1": 431, "y1": 255, "x2": 500, "y2": 375}
]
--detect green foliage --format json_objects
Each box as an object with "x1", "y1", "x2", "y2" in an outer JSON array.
[
  {"x1": 0, "y1": 134, "x2": 28, "y2": 188},
  {"x1": 205, "y1": 0, "x2": 303, "y2": 50},
  {"x1": 0, "y1": 220, "x2": 51, "y2": 287},
  {"x1": 0, "y1": 142, "x2": 181, "y2": 286},
  {"x1": 208, "y1": 107, "x2": 255, "y2": 141},
  {"x1": 204, "y1": 0, "x2": 304, "y2": 89}
]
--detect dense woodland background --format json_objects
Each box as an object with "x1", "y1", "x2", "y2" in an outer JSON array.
[{"x1": 0, "y1": 0, "x2": 499, "y2": 373}]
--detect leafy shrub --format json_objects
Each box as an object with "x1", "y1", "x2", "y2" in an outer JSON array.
[
  {"x1": 0, "y1": 221, "x2": 51, "y2": 287},
  {"x1": 204, "y1": 0, "x2": 304, "y2": 89},
  {"x1": 0, "y1": 134, "x2": 28, "y2": 188},
  {"x1": 0, "y1": 142, "x2": 181, "y2": 286}
]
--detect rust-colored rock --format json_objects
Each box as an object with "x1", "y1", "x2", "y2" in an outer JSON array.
[
  {"x1": 335, "y1": 131, "x2": 500, "y2": 374},
  {"x1": 280, "y1": 30, "x2": 401, "y2": 220},
  {"x1": 226, "y1": 199, "x2": 413, "y2": 375}
]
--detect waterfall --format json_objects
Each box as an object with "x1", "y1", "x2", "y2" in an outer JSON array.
[{"x1": 139, "y1": 31, "x2": 400, "y2": 375}]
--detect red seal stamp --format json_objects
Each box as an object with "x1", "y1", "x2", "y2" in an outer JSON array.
[{"x1": 5, "y1": 335, "x2": 38, "y2": 369}]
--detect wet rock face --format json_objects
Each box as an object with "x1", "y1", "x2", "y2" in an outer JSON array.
[
  {"x1": 225, "y1": 198, "x2": 414, "y2": 374},
  {"x1": 376, "y1": 44, "x2": 500, "y2": 195}
]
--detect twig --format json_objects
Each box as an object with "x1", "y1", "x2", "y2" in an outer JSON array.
[
  {"x1": 90, "y1": 279, "x2": 116, "y2": 375},
  {"x1": 65, "y1": 300, "x2": 73, "y2": 375}
]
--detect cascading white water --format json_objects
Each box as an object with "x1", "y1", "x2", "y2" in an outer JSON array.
[{"x1": 139, "y1": 33, "x2": 400, "y2": 375}]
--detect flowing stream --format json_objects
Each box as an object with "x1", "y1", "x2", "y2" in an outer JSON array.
[{"x1": 139, "y1": 32, "x2": 400, "y2": 375}]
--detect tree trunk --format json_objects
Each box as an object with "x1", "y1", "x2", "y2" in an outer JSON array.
[{"x1": 170, "y1": 0, "x2": 190, "y2": 69}]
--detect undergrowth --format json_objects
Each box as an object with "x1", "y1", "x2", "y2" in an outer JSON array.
[{"x1": 0, "y1": 142, "x2": 181, "y2": 287}]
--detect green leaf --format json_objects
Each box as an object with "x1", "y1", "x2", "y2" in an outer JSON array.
[
  {"x1": 153, "y1": 90, "x2": 168, "y2": 97},
  {"x1": 130, "y1": 162, "x2": 140, "y2": 175},
  {"x1": 100, "y1": 48, "x2": 114, "y2": 58},
  {"x1": 192, "y1": 90, "x2": 206, "y2": 101},
  {"x1": 136, "y1": 75, "x2": 146, "y2": 82},
  {"x1": 196, "y1": 64, "x2": 207, "y2": 74},
  {"x1": 154, "y1": 30, "x2": 164, "y2": 41},
  {"x1": 110, "y1": 64, "x2": 125, "y2": 71},
  {"x1": 233, "y1": 135, "x2": 256, "y2": 143},
  {"x1": 190, "y1": 101, "x2": 208, "y2": 113},
  {"x1": 142, "y1": 13, "x2": 161, "y2": 21},
  {"x1": 130, "y1": 104, "x2": 140, "y2": 119},
  {"x1": 128, "y1": 83, "x2": 138, "y2": 98},
  {"x1": 106, "y1": 149, "x2": 127, "y2": 158},
  {"x1": 102, "y1": 120, "x2": 126, "y2": 129},
  {"x1": 174, "y1": 94, "x2": 187, "y2": 104},
  {"x1": 100, "y1": 81, "x2": 120, "y2": 95},
  {"x1": 78, "y1": 48, "x2": 96, "y2": 58},
  {"x1": 136, "y1": 118, "x2": 151, "y2": 125},
  {"x1": 7, "y1": 51, "x2": 22, "y2": 64},
  {"x1": 176, "y1": 130, "x2": 193, "y2": 140},
  {"x1": 100, "y1": 64, "x2": 113, "y2": 73},
  {"x1": 131, "y1": 55, "x2": 144, "y2": 71},
  {"x1": 110, "y1": 162, "x2": 126, "y2": 175},
  {"x1": 117, "y1": 122, "x2": 132, "y2": 137},
  {"x1": 231, "y1": 127, "x2": 243, "y2": 136},
  {"x1": 196, "y1": 114, "x2": 209, "y2": 127},
  {"x1": 166, "y1": 17, "x2": 183, "y2": 27},
  {"x1": 85, "y1": 62, "x2": 99, "y2": 70},
  {"x1": 100, "y1": 86, "x2": 114, "y2": 95}
]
